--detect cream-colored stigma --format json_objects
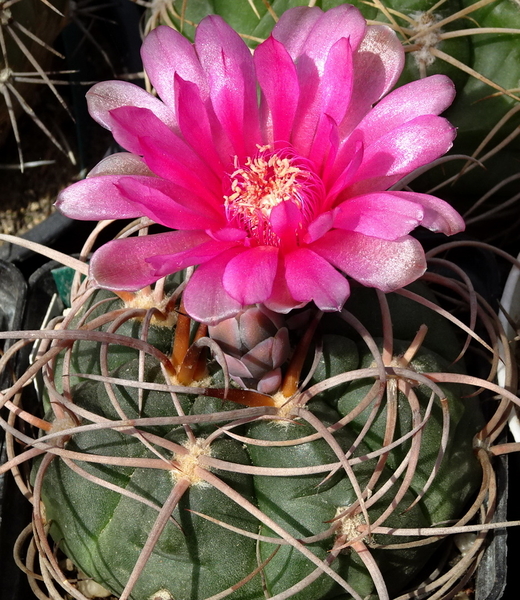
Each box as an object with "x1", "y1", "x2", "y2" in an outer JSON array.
[
  {"x1": 123, "y1": 289, "x2": 177, "y2": 328},
  {"x1": 224, "y1": 149, "x2": 310, "y2": 244},
  {"x1": 409, "y1": 11, "x2": 443, "y2": 71},
  {"x1": 171, "y1": 439, "x2": 212, "y2": 486}
]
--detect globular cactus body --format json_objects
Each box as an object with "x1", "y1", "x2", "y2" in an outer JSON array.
[{"x1": 37, "y1": 283, "x2": 483, "y2": 600}]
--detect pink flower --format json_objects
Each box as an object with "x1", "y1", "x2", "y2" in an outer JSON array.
[{"x1": 56, "y1": 5, "x2": 464, "y2": 325}]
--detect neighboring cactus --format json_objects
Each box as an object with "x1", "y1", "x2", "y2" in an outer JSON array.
[{"x1": 0, "y1": 0, "x2": 69, "y2": 166}]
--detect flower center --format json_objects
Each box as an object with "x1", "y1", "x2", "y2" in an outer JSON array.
[{"x1": 224, "y1": 147, "x2": 320, "y2": 245}]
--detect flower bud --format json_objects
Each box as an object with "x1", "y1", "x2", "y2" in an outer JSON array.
[{"x1": 208, "y1": 306, "x2": 291, "y2": 394}]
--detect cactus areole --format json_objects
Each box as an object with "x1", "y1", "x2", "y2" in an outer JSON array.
[{"x1": 38, "y1": 283, "x2": 483, "y2": 600}]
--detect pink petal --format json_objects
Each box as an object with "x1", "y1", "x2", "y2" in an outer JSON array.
[
  {"x1": 271, "y1": 7, "x2": 324, "y2": 60},
  {"x1": 223, "y1": 246, "x2": 279, "y2": 305},
  {"x1": 345, "y1": 115, "x2": 457, "y2": 195},
  {"x1": 255, "y1": 36, "x2": 300, "y2": 144},
  {"x1": 303, "y1": 37, "x2": 354, "y2": 165},
  {"x1": 195, "y1": 15, "x2": 261, "y2": 159},
  {"x1": 340, "y1": 25, "x2": 405, "y2": 136},
  {"x1": 107, "y1": 106, "x2": 221, "y2": 201},
  {"x1": 87, "y1": 153, "x2": 154, "y2": 177},
  {"x1": 208, "y1": 318, "x2": 241, "y2": 355},
  {"x1": 223, "y1": 356, "x2": 254, "y2": 379},
  {"x1": 145, "y1": 239, "x2": 240, "y2": 278},
  {"x1": 284, "y1": 248, "x2": 350, "y2": 311},
  {"x1": 271, "y1": 327, "x2": 291, "y2": 368},
  {"x1": 270, "y1": 201, "x2": 303, "y2": 250},
  {"x1": 257, "y1": 369, "x2": 283, "y2": 395},
  {"x1": 115, "y1": 176, "x2": 224, "y2": 230},
  {"x1": 355, "y1": 74, "x2": 456, "y2": 148},
  {"x1": 90, "y1": 231, "x2": 211, "y2": 290},
  {"x1": 311, "y1": 231, "x2": 427, "y2": 292},
  {"x1": 56, "y1": 176, "x2": 144, "y2": 220},
  {"x1": 141, "y1": 26, "x2": 208, "y2": 113},
  {"x1": 242, "y1": 338, "x2": 277, "y2": 378},
  {"x1": 333, "y1": 192, "x2": 424, "y2": 240},
  {"x1": 388, "y1": 191, "x2": 465, "y2": 235},
  {"x1": 86, "y1": 81, "x2": 176, "y2": 132},
  {"x1": 175, "y1": 75, "x2": 230, "y2": 176},
  {"x1": 183, "y1": 248, "x2": 245, "y2": 325}
]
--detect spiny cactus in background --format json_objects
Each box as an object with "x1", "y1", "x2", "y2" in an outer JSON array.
[
  {"x1": 0, "y1": 0, "x2": 70, "y2": 168},
  {"x1": 143, "y1": 0, "x2": 520, "y2": 204}
]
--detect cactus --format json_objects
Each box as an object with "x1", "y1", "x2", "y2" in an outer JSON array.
[
  {"x1": 1, "y1": 3, "x2": 520, "y2": 600},
  {"x1": 0, "y1": 264, "x2": 490, "y2": 600}
]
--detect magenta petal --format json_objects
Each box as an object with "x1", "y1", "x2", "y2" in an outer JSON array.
[
  {"x1": 108, "y1": 107, "x2": 220, "y2": 192},
  {"x1": 223, "y1": 246, "x2": 279, "y2": 305},
  {"x1": 145, "y1": 239, "x2": 239, "y2": 277},
  {"x1": 183, "y1": 248, "x2": 244, "y2": 325},
  {"x1": 346, "y1": 115, "x2": 457, "y2": 194},
  {"x1": 272, "y1": 7, "x2": 323, "y2": 60},
  {"x1": 305, "y1": 37, "x2": 354, "y2": 165},
  {"x1": 389, "y1": 191, "x2": 465, "y2": 235},
  {"x1": 87, "y1": 153, "x2": 153, "y2": 177},
  {"x1": 270, "y1": 201, "x2": 302, "y2": 249},
  {"x1": 86, "y1": 81, "x2": 176, "y2": 132},
  {"x1": 325, "y1": 137, "x2": 364, "y2": 201},
  {"x1": 263, "y1": 258, "x2": 303, "y2": 314},
  {"x1": 56, "y1": 176, "x2": 144, "y2": 220},
  {"x1": 293, "y1": 4, "x2": 366, "y2": 63},
  {"x1": 90, "y1": 231, "x2": 211, "y2": 290},
  {"x1": 340, "y1": 25, "x2": 405, "y2": 136},
  {"x1": 311, "y1": 230, "x2": 426, "y2": 292},
  {"x1": 141, "y1": 26, "x2": 208, "y2": 112},
  {"x1": 175, "y1": 75, "x2": 230, "y2": 176},
  {"x1": 115, "y1": 176, "x2": 224, "y2": 230},
  {"x1": 333, "y1": 192, "x2": 424, "y2": 240},
  {"x1": 355, "y1": 74, "x2": 456, "y2": 148},
  {"x1": 209, "y1": 228, "x2": 248, "y2": 242},
  {"x1": 107, "y1": 106, "x2": 221, "y2": 200},
  {"x1": 255, "y1": 36, "x2": 300, "y2": 144},
  {"x1": 284, "y1": 248, "x2": 350, "y2": 311},
  {"x1": 195, "y1": 15, "x2": 261, "y2": 159},
  {"x1": 303, "y1": 211, "x2": 334, "y2": 244}
]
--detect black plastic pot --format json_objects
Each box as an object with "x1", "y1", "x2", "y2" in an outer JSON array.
[{"x1": 0, "y1": 260, "x2": 31, "y2": 600}]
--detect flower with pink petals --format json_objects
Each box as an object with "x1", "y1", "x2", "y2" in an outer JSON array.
[{"x1": 56, "y1": 5, "x2": 464, "y2": 325}]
